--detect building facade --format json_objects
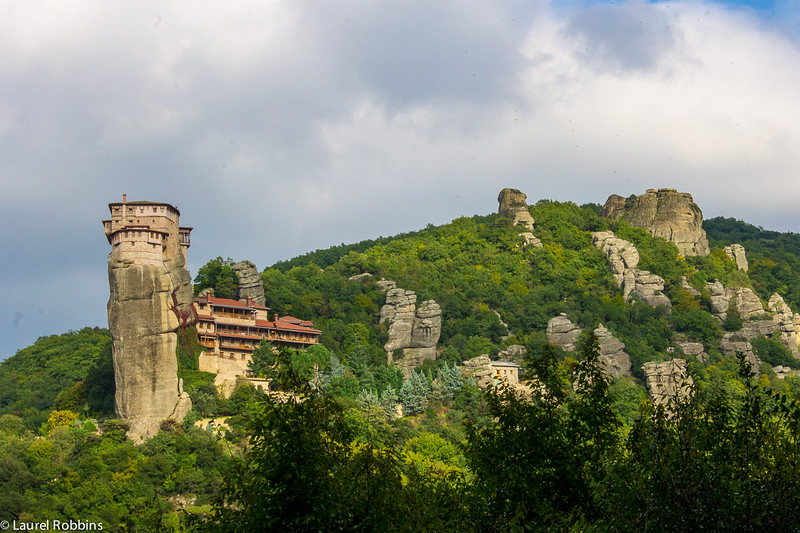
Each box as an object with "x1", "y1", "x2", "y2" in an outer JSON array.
[
  {"x1": 103, "y1": 194, "x2": 192, "y2": 265},
  {"x1": 195, "y1": 294, "x2": 321, "y2": 379}
]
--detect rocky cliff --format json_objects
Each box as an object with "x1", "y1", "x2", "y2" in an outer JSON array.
[
  {"x1": 379, "y1": 285, "x2": 442, "y2": 375},
  {"x1": 601, "y1": 188, "x2": 710, "y2": 256},
  {"x1": 592, "y1": 231, "x2": 671, "y2": 309},
  {"x1": 107, "y1": 233, "x2": 193, "y2": 440},
  {"x1": 232, "y1": 260, "x2": 266, "y2": 306},
  {"x1": 642, "y1": 359, "x2": 693, "y2": 409},
  {"x1": 498, "y1": 188, "x2": 535, "y2": 231}
]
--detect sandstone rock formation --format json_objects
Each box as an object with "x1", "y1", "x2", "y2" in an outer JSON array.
[
  {"x1": 497, "y1": 344, "x2": 527, "y2": 365},
  {"x1": 676, "y1": 341, "x2": 707, "y2": 361},
  {"x1": 381, "y1": 288, "x2": 417, "y2": 353},
  {"x1": 601, "y1": 188, "x2": 710, "y2": 256},
  {"x1": 545, "y1": 315, "x2": 630, "y2": 378},
  {"x1": 704, "y1": 281, "x2": 765, "y2": 321},
  {"x1": 498, "y1": 188, "x2": 535, "y2": 230},
  {"x1": 768, "y1": 293, "x2": 800, "y2": 358},
  {"x1": 105, "y1": 199, "x2": 193, "y2": 439},
  {"x1": 773, "y1": 366, "x2": 799, "y2": 380},
  {"x1": 720, "y1": 333, "x2": 761, "y2": 375},
  {"x1": 380, "y1": 286, "x2": 442, "y2": 375},
  {"x1": 679, "y1": 276, "x2": 700, "y2": 297},
  {"x1": 594, "y1": 324, "x2": 632, "y2": 378},
  {"x1": 724, "y1": 244, "x2": 749, "y2": 271},
  {"x1": 232, "y1": 261, "x2": 266, "y2": 306},
  {"x1": 546, "y1": 314, "x2": 581, "y2": 352},
  {"x1": 642, "y1": 359, "x2": 693, "y2": 409},
  {"x1": 460, "y1": 355, "x2": 495, "y2": 389},
  {"x1": 519, "y1": 232, "x2": 543, "y2": 249},
  {"x1": 592, "y1": 231, "x2": 671, "y2": 309}
]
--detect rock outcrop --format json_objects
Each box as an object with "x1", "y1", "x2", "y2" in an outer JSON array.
[
  {"x1": 497, "y1": 344, "x2": 527, "y2": 365},
  {"x1": 720, "y1": 333, "x2": 761, "y2": 375},
  {"x1": 232, "y1": 261, "x2": 266, "y2": 306},
  {"x1": 380, "y1": 286, "x2": 442, "y2": 375},
  {"x1": 768, "y1": 293, "x2": 800, "y2": 359},
  {"x1": 498, "y1": 188, "x2": 535, "y2": 230},
  {"x1": 704, "y1": 281, "x2": 765, "y2": 321},
  {"x1": 642, "y1": 359, "x2": 693, "y2": 408},
  {"x1": 724, "y1": 244, "x2": 749, "y2": 271},
  {"x1": 601, "y1": 188, "x2": 710, "y2": 256},
  {"x1": 460, "y1": 355, "x2": 495, "y2": 389},
  {"x1": 104, "y1": 198, "x2": 193, "y2": 440},
  {"x1": 545, "y1": 315, "x2": 630, "y2": 378},
  {"x1": 595, "y1": 324, "x2": 632, "y2": 378},
  {"x1": 592, "y1": 231, "x2": 671, "y2": 309},
  {"x1": 546, "y1": 314, "x2": 581, "y2": 352}
]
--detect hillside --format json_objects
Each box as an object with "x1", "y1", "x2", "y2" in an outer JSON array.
[{"x1": 5, "y1": 197, "x2": 800, "y2": 530}]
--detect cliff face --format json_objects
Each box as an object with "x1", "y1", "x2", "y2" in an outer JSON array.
[
  {"x1": 233, "y1": 260, "x2": 266, "y2": 306},
  {"x1": 602, "y1": 188, "x2": 710, "y2": 256},
  {"x1": 379, "y1": 286, "x2": 442, "y2": 376},
  {"x1": 105, "y1": 200, "x2": 193, "y2": 439},
  {"x1": 498, "y1": 188, "x2": 535, "y2": 230}
]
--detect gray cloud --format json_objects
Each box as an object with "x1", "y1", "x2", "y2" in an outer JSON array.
[{"x1": 1, "y1": 0, "x2": 799, "y2": 359}]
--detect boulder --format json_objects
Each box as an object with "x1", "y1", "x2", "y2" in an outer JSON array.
[
  {"x1": 773, "y1": 366, "x2": 799, "y2": 380},
  {"x1": 720, "y1": 333, "x2": 761, "y2": 375},
  {"x1": 519, "y1": 232, "x2": 543, "y2": 248},
  {"x1": 232, "y1": 260, "x2": 266, "y2": 306},
  {"x1": 679, "y1": 342, "x2": 707, "y2": 361},
  {"x1": 498, "y1": 188, "x2": 535, "y2": 230},
  {"x1": 601, "y1": 188, "x2": 710, "y2": 256},
  {"x1": 546, "y1": 314, "x2": 581, "y2": 352},
  {"x1": 642, "y1": 359, "x2": 694, "y2": 408},
  {"x1": 723, "y1": 244, "x2": 749, "y2": 271},
  {"x1": 497, "y1": 344, "x2": 527, "y2": 364},
  {"x1": 460, "y1": 355, "x2": 495, "y2": 389},
  {"x1": 595, "y1": 324, "x2": 631, "y2": 378}
]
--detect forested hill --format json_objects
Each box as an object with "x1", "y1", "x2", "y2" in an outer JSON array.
[{"x1": 242, "y1": 200, "x2": 800, "y2": 378}]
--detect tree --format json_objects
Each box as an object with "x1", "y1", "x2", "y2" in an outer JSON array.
[{"x1": 193, "y1": 257, "x2": 239, "y2": 299}]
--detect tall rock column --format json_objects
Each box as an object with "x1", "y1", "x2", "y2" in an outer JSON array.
[
  {"x1": 233, "y1": 260, "x2": 266, "y2": 306},
  {"x1": 104, "y1": 197, "x2": 193, "y2": 439}
]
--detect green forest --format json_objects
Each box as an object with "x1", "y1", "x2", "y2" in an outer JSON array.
[{"x1": 3, "y1": 201, "x2": 800, "y2": 531}]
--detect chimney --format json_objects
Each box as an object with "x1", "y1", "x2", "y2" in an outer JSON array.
[
  {"x1": 122, "y1": 193, "x2": 127, "y2": 203},
  {"x1": 247, "y1": 296, "x2": 253, "y2": 307}
]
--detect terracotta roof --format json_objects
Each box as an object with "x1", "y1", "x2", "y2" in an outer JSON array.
[
  {"x1": 254, "y1": 319, "x2": 321, "y2": 335},
  {"x1": 196, "y1": 314, "x2": 215, "y2": 321},
  {"x1": 195, "y1": 296, "x2": 250, "y2": 308},
  {"x1": 277, "y1": 315, "x2": 303, "y2": 324}
]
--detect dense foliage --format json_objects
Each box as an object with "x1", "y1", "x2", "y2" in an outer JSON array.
[{"x1": 6, "y1": 202, "x2": 800, "y2": 530}]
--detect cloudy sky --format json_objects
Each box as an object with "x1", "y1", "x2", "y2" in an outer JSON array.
[{"x1": 1, "y1": 0, "x2": 799, "y2": 359}]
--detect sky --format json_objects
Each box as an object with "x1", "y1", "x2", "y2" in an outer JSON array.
[{"x1": 1, "y1": 0, "x2": 799, "y2": 360}]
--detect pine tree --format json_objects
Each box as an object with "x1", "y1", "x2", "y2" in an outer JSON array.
[{"x1": 400, "y1": 371, "x2": 431, "y2": 416}]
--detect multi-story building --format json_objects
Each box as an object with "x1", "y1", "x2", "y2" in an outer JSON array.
[
  {"x1": 195, "y1": 294, "x2": 321, "y2": 367},
  {"x1": 102, "y1": 194, "x2": 192, "y2": 264}
]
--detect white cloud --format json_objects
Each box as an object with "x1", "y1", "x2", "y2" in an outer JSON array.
[{"x1": 1, "y1": 0, "x2": 799, "y2": 358}]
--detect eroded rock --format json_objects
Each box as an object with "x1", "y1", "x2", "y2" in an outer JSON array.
[
  {"x1": 498, "y1": 188, "x2": 535, "y2": 230},
  {"x1": 595, "y1": 324, "x2": 631, "y2": 378},
  {"x1": 592, "y1": 231, "x2": 671, "y2": 309},
  {"x1": 547, "y1": 314, "x2": 581, "y2": 352},
  {"x1": 723, "y1": 244, "x2": 749, "y2": 271},
  {"x1": 642, "y1": 359, "x2": 694, "y2": 408},
  {"x1": 232, "y1": 260, "x2": 266, "y2": 306},
  {"x1": 601, "y1": 188, "x2": 710, "y2": 256}
]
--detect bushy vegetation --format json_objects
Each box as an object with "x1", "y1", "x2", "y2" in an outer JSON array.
[{"x1": 5, "y1": 202, "x2": 800, "y2": 530}]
